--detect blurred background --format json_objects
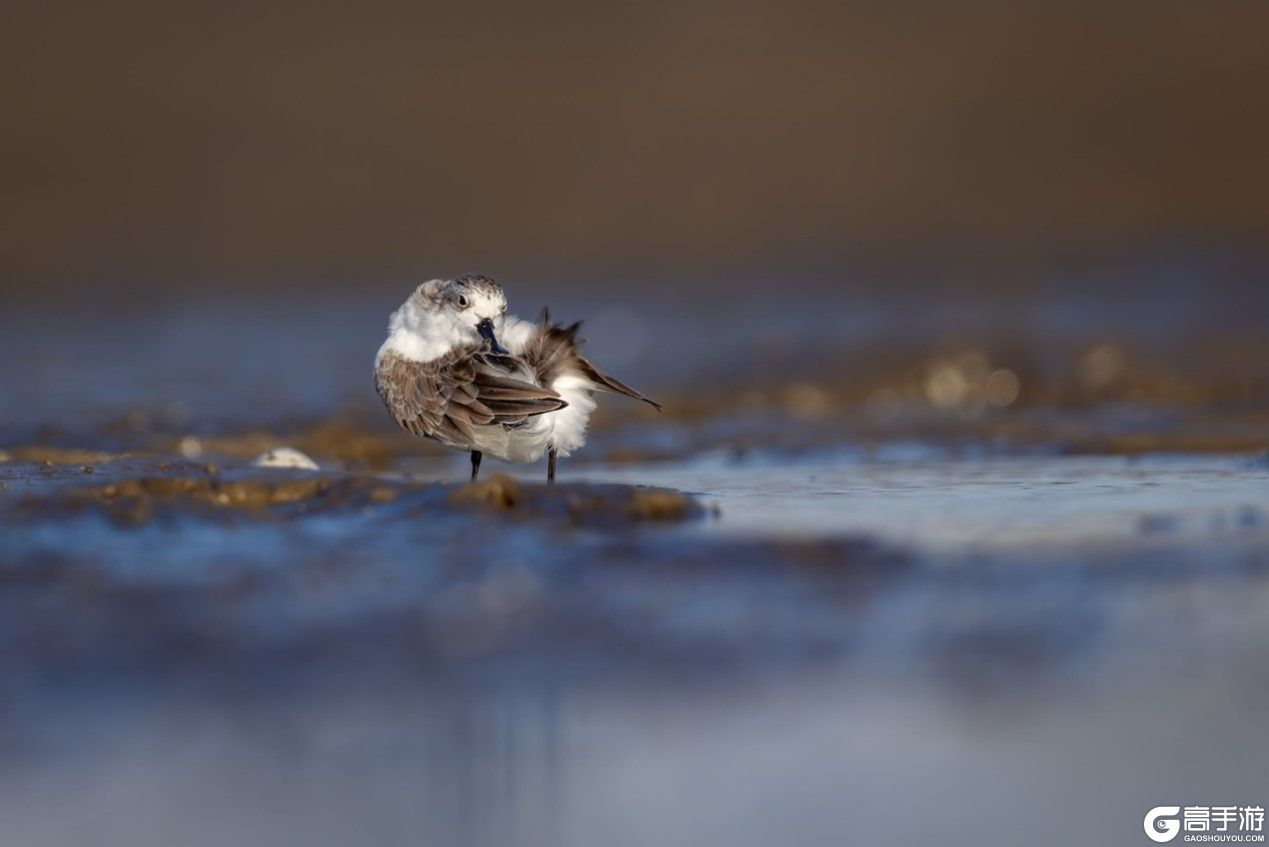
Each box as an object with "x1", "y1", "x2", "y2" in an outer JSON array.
[
  {"x1": 3, "y1": 3, "x2": 1269, "y2": 846},
  {"x1": 4, "y1": 0, "x2": 1269, "y2": 299},
  {"x1": 4, "y1": 0, "x2": 1267, "y2": 434}
]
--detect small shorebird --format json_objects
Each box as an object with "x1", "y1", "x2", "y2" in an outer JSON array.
[{"x1": 375, "y1": 275, "x2": 659, "y2": 482}]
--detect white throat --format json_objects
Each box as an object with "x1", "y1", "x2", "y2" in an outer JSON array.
[{"x1": 375, "y1": 299, "x2": 469, "y2": 365}]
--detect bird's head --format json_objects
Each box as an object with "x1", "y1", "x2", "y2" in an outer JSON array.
[{"x1": 394, "y1": 274, "x2": 509, "y2": 354}]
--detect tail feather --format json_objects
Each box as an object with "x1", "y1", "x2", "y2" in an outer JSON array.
[
  {"x1": 578, "y1": 356, "x2": 663, "y2": 412},
  {"x1": 528, "y1": 306, "x2": 662, "y2": 412}
]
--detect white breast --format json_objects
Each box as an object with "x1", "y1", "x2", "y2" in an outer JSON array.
[{"x1": 547, "y1": 374, "x2": 597, "y2": 457}]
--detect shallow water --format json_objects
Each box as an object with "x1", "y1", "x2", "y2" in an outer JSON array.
[
  {"x1": 3, "y1": 449, "x2": 1267, "y2": 846},
  {"x1": 561, "y1": 452, "x2": 1269, "y2": 548}
]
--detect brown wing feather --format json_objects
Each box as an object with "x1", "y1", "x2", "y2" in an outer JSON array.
[{"x1": 376, "y1": 348, "x2": 567, "y2": 449}]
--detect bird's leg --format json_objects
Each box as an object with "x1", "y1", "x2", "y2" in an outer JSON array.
[
  {"x1": 547, "y1": 448, "x2": 557, "y2": 484},
  {"x1": 470, "y1": 450, "x2": 482, "y2": 482}
]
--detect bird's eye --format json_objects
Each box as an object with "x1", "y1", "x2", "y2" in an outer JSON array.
[{"x1": 456, "y1": 295, "x2": 469, "y2": 308}]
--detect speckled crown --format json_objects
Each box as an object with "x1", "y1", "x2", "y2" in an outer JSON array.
[{"x1": 450, "y1": 274, "x2": 504, "y2": 298}]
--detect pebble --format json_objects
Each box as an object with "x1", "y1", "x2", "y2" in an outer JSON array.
[{"x1": 251, "y1": 448, "x2": 321, "y2": 471}]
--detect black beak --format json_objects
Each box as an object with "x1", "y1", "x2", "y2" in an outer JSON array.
[{"x1": 476, "y1": 318, "x2": 508, "y2": 354}]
